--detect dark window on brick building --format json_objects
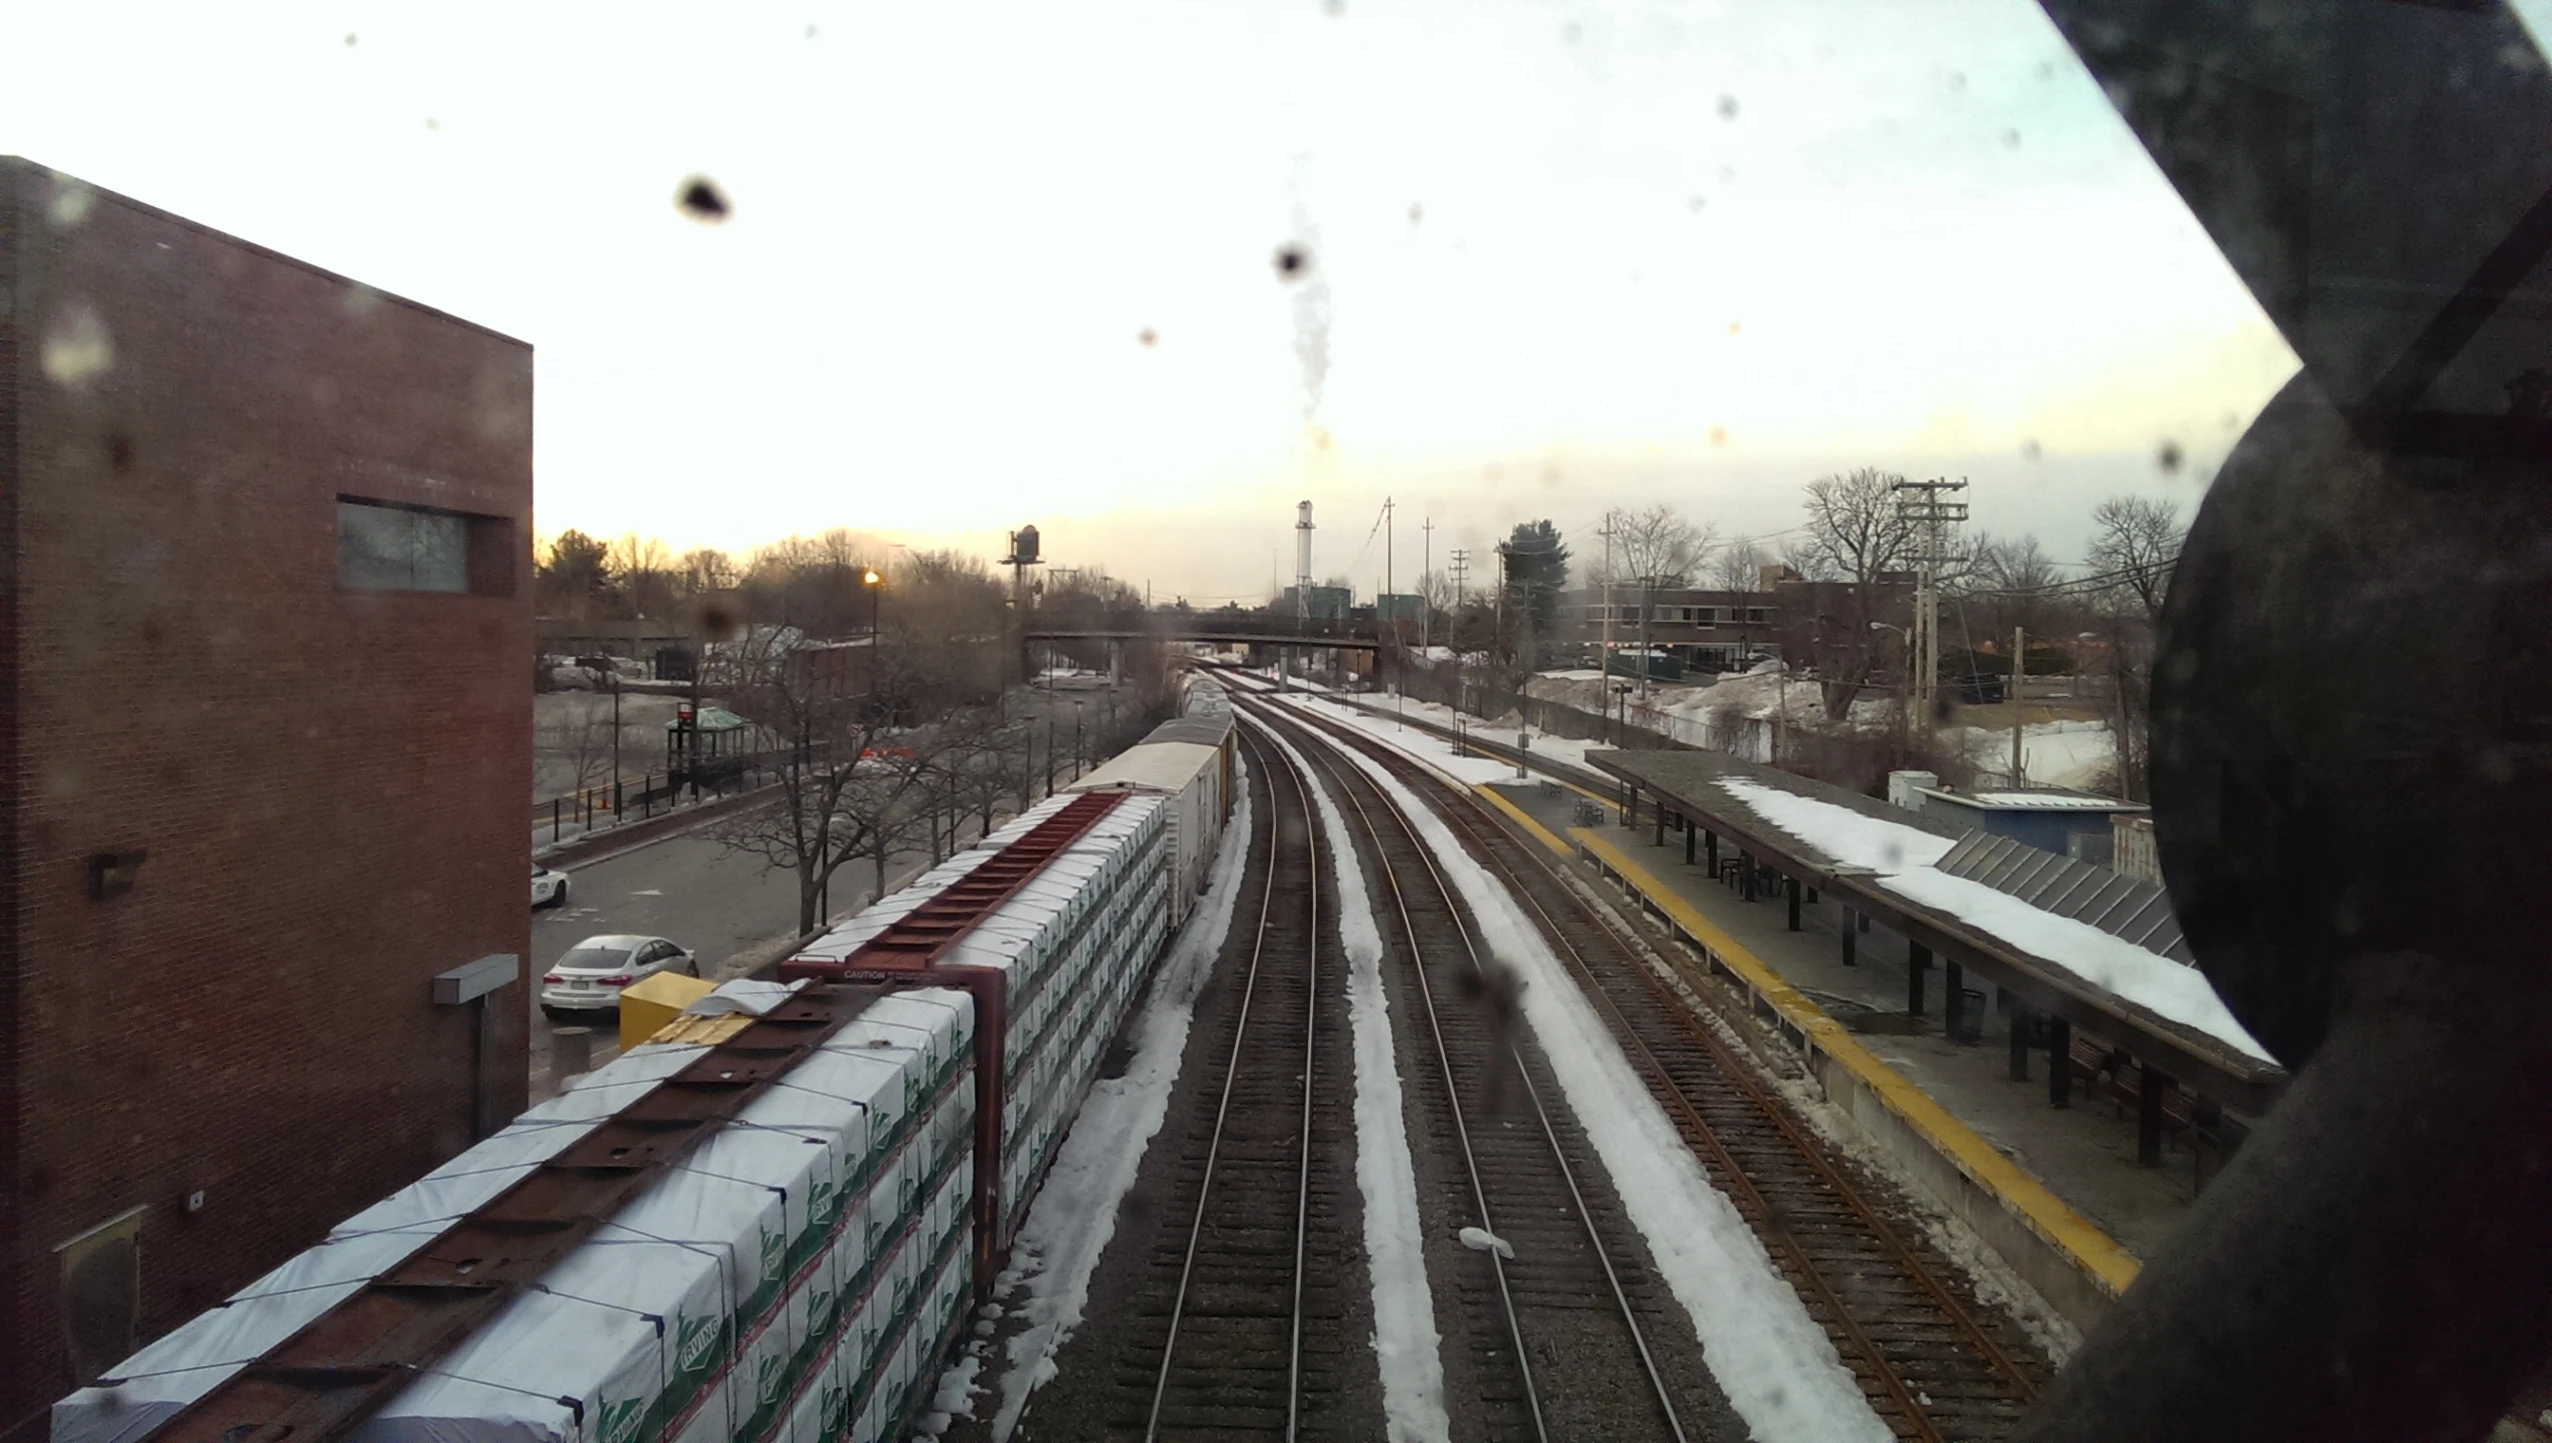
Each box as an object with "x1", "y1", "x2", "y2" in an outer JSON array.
[
  {"x1": 55, "y1": 1207, "x2": 145, "y2": 1388},
  {"x1": 338, "y1": 498, "x2": 514, "y2": 596}
]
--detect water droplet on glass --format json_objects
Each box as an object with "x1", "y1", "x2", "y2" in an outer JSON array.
[{"x1": 41, "y1": 304, "x2": 114, "y2": 388}]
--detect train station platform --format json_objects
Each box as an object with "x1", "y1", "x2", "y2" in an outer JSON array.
[{"x1": 1473, "y1": 772, "x2": 2249, "y2": 1341}]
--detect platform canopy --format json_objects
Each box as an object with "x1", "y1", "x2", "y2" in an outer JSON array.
[{"x1": 1588, "y1": 748, "x2": 2289, "y2": 1115}]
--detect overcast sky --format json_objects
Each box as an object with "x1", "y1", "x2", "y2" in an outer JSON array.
[{"x1": 3, "y1": 0, "x2": 2326, "y2": 602}]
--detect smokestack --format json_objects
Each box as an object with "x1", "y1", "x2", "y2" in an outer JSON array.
[{"x1": 1295, "y1": 501, "x2": 1315, "y2": 619}]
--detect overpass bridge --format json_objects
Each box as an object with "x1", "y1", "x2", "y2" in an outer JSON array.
[{"x1": 1020, "y1": 620, "x2": 1386, "y2": 648}]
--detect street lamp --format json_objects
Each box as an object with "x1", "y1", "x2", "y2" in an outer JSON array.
[
  {"x1": 1872, "y1": 620, "x2": 1913, "y2": 742},
  {"x1": 1073, "y1": 700, "x2": 1085, "y2": 781},
  {"x1": 863, "y1": 567, "x2": 883, "y2": 640}
]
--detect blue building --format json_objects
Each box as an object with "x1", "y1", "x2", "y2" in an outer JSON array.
[{"x1": 1888, "y1": 772, "x2": 2147, "y2": 862}]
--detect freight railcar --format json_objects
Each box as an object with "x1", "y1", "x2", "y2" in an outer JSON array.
[
  {"x1": 56, "y1": 758, "x2": 1228, "y2": 1443},
  {"x1": 1064, "y1": 686, "x2": 1236, "y2": 924}
]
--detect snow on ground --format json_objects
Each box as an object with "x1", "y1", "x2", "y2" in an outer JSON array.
[
  {"x1": 1525, "y1": 666, "x2": 1865, "y2": 760},
  {"x1": 1346, "y1": 695, "x2": 1611, "y2": 777},
  {"x1": 2017, "y1": 720, "x2": 2116, "y2": 790},
  {"x1": 1715, "y1": 778, "x2": 2275, "y2": 1063},
  {"x1": 1951, "y1": 720, "x2": 2117, "y2": 789},
  {"x1": 1256, "y1": 720, "x2": 1452, "y2": 1443},
  {"x1": 1270, "y1": 694, "x2": 1518, "y2": 786},
  {"x1": 980, "y1": 762, "x2": 1257, "y2": 1441},
  {"x1": 1327, "y1": 747, "x2": 1893, "y2": 1443},
  {"x1": 912, "y1": 1353, "x2": 979, "y2": 1437}
]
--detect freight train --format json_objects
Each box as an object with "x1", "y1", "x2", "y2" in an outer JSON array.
[{"x1": 54, "y1": 683, "x2": 1237, "y2": 1443}]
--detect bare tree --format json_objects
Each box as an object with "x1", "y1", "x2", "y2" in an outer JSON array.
[
  {"x1": 1801, "y1": 468, "x2": 1916, "y2": 585},
  {"x1": 1798, "y1": 468, "x2": 1917, "y2": 716},
  {"x1": 2083, "y1": 497, "x2": 2186, "y2": 801},
  {"x1": 708, "y1": 626, "x2": 997, "y2": 935},
  {"x1": 1780, "y1": 537, "x2": 1840, "y2": 582},
  {"x1": 606, "y1": 533, "x2": 678, "y2": 622},
  {"x1": 1964, "y1": 531, "x2": 2065, "y2": 640},
  {"x1": 539, "y1": 693, "x2": 617, "y2": 798},
  {"x1": 2087, "y1": 496, "x2": 2182, "y2": 621},
  {"x1": 1712, "y1": 537, "x2": 1767, "y2": 664},
  {"x1": 1713, "y1": 537, "x2": 1764, "y2": 594},
  {"x1": 678, "y1": 547, "x2": 739, "y2": 598},
  {"x1": 1596, "y1": 504, "x2": 1716, "y2": 694}
]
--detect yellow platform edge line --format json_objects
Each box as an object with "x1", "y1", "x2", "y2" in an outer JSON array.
[
  {"x1": 1565, "y1": 823, "x2": 2143, "y2": 1299},
  {"x1": 1472, "y1": 783, "x2": 1581, "y2": 857}
]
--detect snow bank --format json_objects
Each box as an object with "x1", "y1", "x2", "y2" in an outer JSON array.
[
  {"x1": 982, "y1": 765, "x2": 1255, "y2": 1440},
  {"x1": 1270, "y1": 694, "x2": 1516, "y2": 786},
  {"x1": 1345, "y1": 696, "x2": 1612, "y2": 778},
  {"x1": 1329, "y1": 748, "x2": 1891, "y2": 1443},
  {"x1": 1715, "y1": 779, "x2": 2274, "y2": 1063},
  {"x1": 1258, "y1": 722, "x2": 1452, "y2": 1443}
]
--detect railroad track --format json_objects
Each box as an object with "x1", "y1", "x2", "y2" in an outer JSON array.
[
  {"x1": 1275, "y1": 696, "x2": 2050, "y2": 1442},
  {"x1": 1249, "y1": 698, "x2": 1706, "y2": 1443},
  {"x1": 1101, "y1": 721, "x2": 1365, "y2": 1441}
]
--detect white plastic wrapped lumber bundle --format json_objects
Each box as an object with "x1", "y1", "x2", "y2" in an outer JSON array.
[{"x1": 51, "y1": 981, "x2": 976, "y2": 1443}]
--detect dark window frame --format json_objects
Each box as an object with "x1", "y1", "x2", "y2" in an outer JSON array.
[{"x1": 336, "y1": 495, "x2": 517, "y2": 597}]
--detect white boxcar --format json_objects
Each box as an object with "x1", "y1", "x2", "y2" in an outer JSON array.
[{"x1": 1065, "y1": 705, "x2": 1233, "y2": 924}]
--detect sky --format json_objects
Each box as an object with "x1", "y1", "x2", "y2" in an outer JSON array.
[{"x1": 0, "y1": 0, "x2": 2315, "y2": 604}]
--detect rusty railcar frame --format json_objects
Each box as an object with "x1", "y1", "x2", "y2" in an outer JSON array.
[{"x1": 124, "y1": 790, "x2": 1127, "y2": 1443}]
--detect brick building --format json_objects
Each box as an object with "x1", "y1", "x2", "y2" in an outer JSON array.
[
  {"x1": 1564, "y1": 585, "x2": 1785, "y2": 671},
  {"x1": 0, "y1": 159, "x2": 532, "y2": 1435}
]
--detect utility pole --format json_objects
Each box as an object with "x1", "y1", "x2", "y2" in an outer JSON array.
[
  {"x1": 1422, "y1": 516, "x2": 1434, "y2": 653},
  {"x1": 1384, "y1": 496, "x2": 1395, "y2": 704},
  {"x1": 1891, "y1": 476, "x2": 1969, "y2": 736},
  {"x1": 1449, "y1": 549, "x2": 1469, "y2": 608},
  {"x1": 1601, "y1": 515, "x2": 1618, "y2": 683},
  {"x1": 2011, "y1": 625, "x2": 2027, "y2": 787}
]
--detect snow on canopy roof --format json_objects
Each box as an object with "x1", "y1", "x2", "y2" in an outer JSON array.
[
  {"x1": 1929, "y1": 788, "x2": 2146, "y2": 812},
  {"x1": 1714, "y1": 777, "x2": 2273, "y2": 1063}
]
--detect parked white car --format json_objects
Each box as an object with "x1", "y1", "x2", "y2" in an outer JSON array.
[
  {"x1": 540, "y1": 934, "x2": 695, "y2": 1016},
  {"x1": 531, "y1": 864, "x2": 571, "y2": 909}
]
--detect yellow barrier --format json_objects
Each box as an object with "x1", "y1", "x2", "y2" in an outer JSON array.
[
  {"x1": 620, "y1": 971, "x2": 717, "y2": 1052},
  {"x1": 1564, "y1": 823, "x2": 2142, "y2": 1299}
]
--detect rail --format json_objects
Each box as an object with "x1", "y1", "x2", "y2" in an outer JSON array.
[
  {"x1": 1246, "y1": 697, "x2": 1690, "y2": 1443},
  {"x1": 1284, "y1": 701, "x2": 2048, "y2": 1440},
  {"x1": 1145, "y1": 721, "x2": 1324, "y2": 1440}
]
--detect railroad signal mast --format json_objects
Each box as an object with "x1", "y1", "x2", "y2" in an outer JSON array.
[{"x1": 1890, "y1": 477, "x2": 1968, "y2": 732}]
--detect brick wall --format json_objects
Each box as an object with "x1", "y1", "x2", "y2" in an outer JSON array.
[{"x1": 0, "y1": 158, "x2": 532, "y2": 1435}]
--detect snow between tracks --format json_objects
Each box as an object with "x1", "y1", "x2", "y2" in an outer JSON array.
[
  {"x1": 1328, "y1": 743, "x2": 1894, "y2": 1443},
  {"x1": 1258, "y1": 721, "x2": 1453, "y2": 1443}
]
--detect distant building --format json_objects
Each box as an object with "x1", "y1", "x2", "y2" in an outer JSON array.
[
  {"x1": 1563, "y1": 586, "x2": 1782, "y2": 671},
  {"x1": 1278, "y1": 584, "x2": 1352, "y2": 622},
  {"x1": 0, "y1": 158, "x2": 532, "y2": 1434},
  {"x1": 1889, "y1": 770, "x2": 2148, "y2": 859}
]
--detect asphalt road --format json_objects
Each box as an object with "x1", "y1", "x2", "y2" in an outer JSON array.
[
  {"x1": 528, "y1": 828, "x2": 802, "y2": 1096},
  {"x1": 525, "y1": 754, "x2": 1100, "y2": 1098}
]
